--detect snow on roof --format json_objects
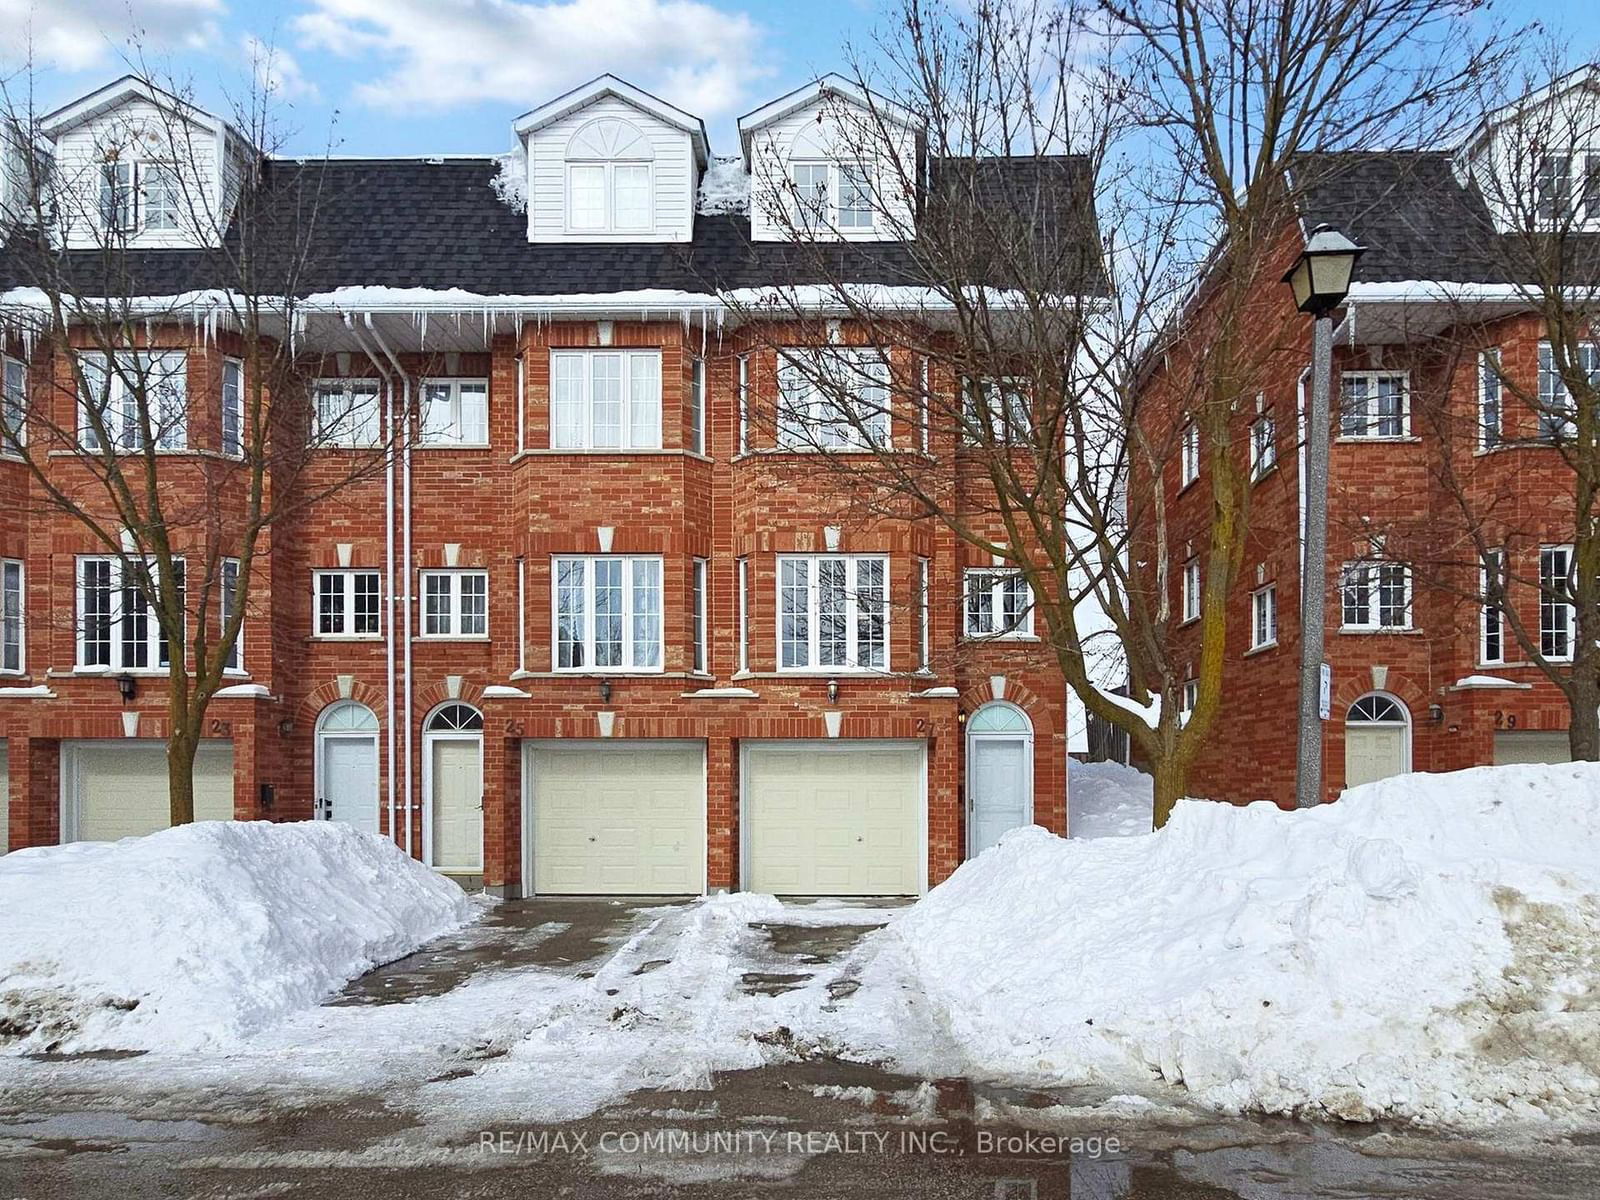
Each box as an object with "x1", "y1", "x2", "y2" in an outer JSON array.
[{"x1": 696, "y1": 157, "x2": 748, "y2": 215}]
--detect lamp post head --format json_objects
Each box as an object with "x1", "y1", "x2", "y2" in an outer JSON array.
[
  {"x1": 1282, "y1": 224, "x2": 1365, "y2": 316},
  {"x1": 115, "y1": 672, "x2": 137, "y2": 703}
]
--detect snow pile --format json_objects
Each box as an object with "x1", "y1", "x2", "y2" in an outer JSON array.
[
  {"x1": 489, "y1": 146, "x2": 528, "y2": 213},
  {"x1": 697, "y1": 156, "x2": 750, "y2": 214},
  {"x1": 1069, "y1": 760, "x2": 1153, "y2": 838},
  {"x1": 0, "y1": 821, "x2": 475, "y2": 1054},
  {"x1": 832, "y1": 764, "x2": 1600, "y2": 1127}
]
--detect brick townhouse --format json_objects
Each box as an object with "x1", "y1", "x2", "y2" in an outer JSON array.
[
  {"x1": 0, "y1": 73, "x2": 1105, "y2": 894},
  {"x1": 1137, "y1": 73, "x2": 1599, "y2": 807}
]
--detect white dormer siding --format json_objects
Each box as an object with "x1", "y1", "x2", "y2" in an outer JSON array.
[
  {"x1": 741, "y1": 79, "x2": 921, "y2": 243},
  {"x1": 41, "y1": 80, "x2": 252, "y2": 250},
  {"x1": 515, "y1": 77, "x2": 708, "y2": 244}
]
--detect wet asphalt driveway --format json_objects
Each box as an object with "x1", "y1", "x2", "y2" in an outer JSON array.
[{"x1": 1, "y1": 896, "x2": 1598, "y2": 1199}]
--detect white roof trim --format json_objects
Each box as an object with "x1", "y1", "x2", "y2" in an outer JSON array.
[
  {"x1": 39, "y1": 75, "x2": 237, "y2": 144},
  {"x1": 512, "y1": 74, "x2": 709, "y2": 166},
  {"x1": 1457, "y1": 64, "x2": 1600, "y2": 159},
  {"x1": 737, "y1": 74, "x2": 922, "y2": 156}
]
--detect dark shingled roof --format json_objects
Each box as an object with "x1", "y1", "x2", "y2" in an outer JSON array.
[
  {"x1": 0, "y1": 156, "x2": 1108, "y2": 299},
  {"x1": 1290, "y1": 150, "x2": 1600, "y2": 285}
]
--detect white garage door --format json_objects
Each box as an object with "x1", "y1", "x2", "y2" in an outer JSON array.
[
  {"x1": 64, "y1": 741, "x2": 235, "y2": 842},
  {"x1": 1494, "y1": 730, "x2": 1572, "y2": 765},
  {"x1": 1, "y1": 740, "x2": 8, "y2": 853},
  {"x1": 525, "y1": 741, "x2": 705, "y2": 895},
  {"x1": 743, "y1": 741, "x2": 924, "y2": 896}
]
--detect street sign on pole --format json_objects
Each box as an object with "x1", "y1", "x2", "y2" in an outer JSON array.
[{"x1": 1319, "y1": 663, "x2": 1331, "y2": 721}]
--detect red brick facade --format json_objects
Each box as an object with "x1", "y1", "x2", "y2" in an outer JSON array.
[{"x1": 0, "y1": 319, "x2": 1068, "y2": 893}]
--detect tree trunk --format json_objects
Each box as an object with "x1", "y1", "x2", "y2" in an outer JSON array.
[
  {"x1": 1568, "y1": 678, "x2": 1600, "y2": 761},
  {"x1": 1150, "y1": 756, "x2": 1186, "y2": 829},
  {"x1": 167, "y1": 726, "x2": 199, "y2": 827}
]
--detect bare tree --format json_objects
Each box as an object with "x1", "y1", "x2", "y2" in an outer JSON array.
[
  {"x1": 720, "y1": 0, "x2": 1504, "y2": 823},
  {"x1": 0, "y1": 60, "x2": 397, "y2": 824}
]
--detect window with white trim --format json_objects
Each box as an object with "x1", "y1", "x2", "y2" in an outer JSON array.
[
  {"x1": 420, "y1": 378, "x2": 489, "y2": 447},
  {"x1": 314, "y1": 569, "x2": 381, "y2": 638},
  {"x1": 565, "y1": 118, "x2": 654, "y2": 234},
  {"x1": 964, "y1": 378, "x2": 1032, "y2": 443},
  {"x1": 737, "y1": 355, "x2": 749, "y2": 453},
  {"x1": 221, "y1": 358, "x2": 243, "y2": 457},
  {"x1": 1180, "y1": 678, "x2": 1198, "y2": 716},
  {"x1": 1250, "y1": 410, "x2": 1276, "y2": 478},
  {"x1": 2, "y1": 355, "x2": 25, "y2": 450},
  {"x1": 421, "y1": 569, "x2": 488, "y2": 638},
  {"x1": 77, "y1": 556, "x2": 183, "y2": 669},
  {"x1": 917, "y1": 557, "x2": 930, "y2": 669},
  {"x1": 778, "y1": 554, "x2": 888, "y2": 671},
  {"x1": 1339, "y1": 372, "x2": 1409, "y2": 439},
  {"x1": 220, "y1": 557, "x2": 242, "y2": 673},
  {"x1": 689, "y1": 358, "x2": 706, "y2": 455},
  {"x1": 313, "y1": 379, "x2": 381, "y2": 448},
  {"x1": 550, "y1": 350, "x2": 661, "y2": 450},
  {"x1": 1250, "y1": 583, "x2": 1277, "y2": 649},
  {"x1": 99, "y1": 160, "x2": 180, "y2": 234},
  {"x1": 1540, "y1": 544, "x2": 1574, "y2": 660},
  {"x1": 1179, "y1": 422, "x2": 1199, "y2": 486},
  {"x1": 1479, "y1": 350, "x2": 1501, "y2": 451},
  {"x1": 1181, "y1": 558, "x2": 1200, "y2": 623},
  {"x1": 964, "y1": 568, "x2": 1033, "y2": 638},
  {"x1": 737, "y1": 556, "x2": 749, "y2": 672},
  {"x1": 1, "y1": 558, "x2": 22, "y2": 673},
  {"x1": 100, "y1": 160, "x2": 136, "y2": 232},
  {"x1": 1536, "y1": 342, "x2": 1599, "y2": 443},
  {"x1": 1481, "y1": 548, "x2": 1505, "y2": 665},
  {"x1": 1534, "y1": 153, "x2": 1600, "y2": 226},
  {"x1": 1341, "y1": 561, "x2": 1411, "y2": 630},
  {"x1": 790, "y1": 160, "x2": 875, "y2": 231},
  {"x1": 777, "y1": 348, "x2": 889, "y2": 449},
  {"x1": 553, "y1": 555, "x2": 662, "y2": 671},
  {"x1": 692, "y1": 557, "x2": 708, "y2": 673},
  {"x1": 78, "y1": 351, "x2": 188, "y2": 451}
]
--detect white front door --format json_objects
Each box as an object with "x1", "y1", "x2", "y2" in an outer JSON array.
[
  {"x1": 429, "y1": 737, "x2": 483, "y2": 873},
  {"x1": 321, "y1": 736, "x2": 378, "y2": 835},
  {"x1": 1344, "y1": 726, "x2": 1407, "y2": 790},
  {"x1": 967, "y1": 735, "x2": 1031, "y2": 858}
]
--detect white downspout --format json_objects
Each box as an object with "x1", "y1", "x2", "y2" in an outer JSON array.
[
  {"x1": 344, "y1": 314, "x2": 399, "y2": 851},
  {"x1": 364, "y1": 314, "x2": 415, "y2": 859}
]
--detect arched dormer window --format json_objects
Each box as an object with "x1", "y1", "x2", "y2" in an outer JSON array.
[{"x1": 566, "y1": 117, "x2": 654, "y2": 234}]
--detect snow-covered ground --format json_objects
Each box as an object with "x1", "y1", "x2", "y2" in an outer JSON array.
[
  {"x1": 822, "y1": 763, "x2": 1600, "y2": 1128},
  {"x1": 0, "y1": 821, "x2": 476, "y2": 1054},
  {"x1": 1069, "y1": 760, "x2": 1154, "y2": 837}
]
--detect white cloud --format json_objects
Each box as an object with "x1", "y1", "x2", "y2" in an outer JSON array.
[
  {"x1": 292, "y1": 0, "x2": 769, "y2": 120},
  {"x1": 244, "y1": 35, "x2": 319, "y2": 101},
  {"x1": 0, "y1": 0, "x2": 224, "y2": 73}
]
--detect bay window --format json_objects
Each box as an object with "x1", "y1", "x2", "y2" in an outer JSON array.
[
  {"x1": 692, "y1": 558, "x2": 708, "y2": 674},
  {"x1": 777, "y1": 348, "x2": 889, "y2": 450},
  {"x1": 553, "y1": 555, "x2": 663, "y2": 671},
  {"x1": 221, "y1": 557, "x2": 242, "y2": 672},
  {"x1": 222, "y1": 358, "x2": 244, "y2": 456},
  {"x1": 1481, "y1": 549, "x2": 1505, "y2": 665},
  {"x1": 77, "y1": 556, "x2": 183, "y2": 669},
  {"x1": 2, "y1": 355, "x2": 25, "y2": 449},
  {"x1": 79, "y1": 351, "x2": 188, "y2": 451},
  {"x1": 1, "y1": 559, "x2": 21, "y2": 673},
  {"x1": 550, "y1": 350, "x2": 661, "y2": 450},
  {"x1": 1539, "y1": 545, "x2": 1574, "y2": 660},
  {"x1": 1536, "y1": 342, "x2": 1599, "y2": 443},
  {"x1": 778, "y1": 554, "x2": 888, "y2": 671}
]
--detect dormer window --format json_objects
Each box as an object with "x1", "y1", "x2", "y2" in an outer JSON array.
[
  {"x1": 566, "y1": 118, "x2": 654, "y2": 235},
  {"x1": 99, "y1": 159, "x2": 180, "y2": 234},
  {"x1": 790, "y1": 160, "x2": 876, "y2": 231},
  {"x1": 1535, "y1": 153, "x2": 1600, "y2": 226}
]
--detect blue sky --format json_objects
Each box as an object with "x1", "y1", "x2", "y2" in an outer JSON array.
[{"x1": 1, "y1": 0, "x2": 1589, "y2": 160}]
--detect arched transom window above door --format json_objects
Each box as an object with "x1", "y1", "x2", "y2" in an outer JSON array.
[
  {"x1": 427, "y1": 703, "x2": 483, "y2": 732},
  {"x1": 1348, "y1": 693, "x2": 1407, "y2": 724},
  {"x1": 318, "y1": 699, "x2": 377, "y2": 732},
  {"x1": 967, "y1": 702, "x2": 1032, "y2": 734}
]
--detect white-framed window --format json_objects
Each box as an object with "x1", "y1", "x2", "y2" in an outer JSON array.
[
  {"x1": 99, "y1": 160, "x2": 137, "y2": 232},
  {"x1": 1479, "y1": 350, "x2": 1501, "y2": 451},
  {"x1": 837, "y1": 161, "x2": 874, "y2": 229},
  {"x1": 1339, "y1": 372, "x2": 1409, "y2": 439},
  {"x1": 1481, "y1": 548, "x2": 1505, "y2": 666},
  {"x1": 221, "y1": 358, "x2": 243, "y2": 457},
  {"x1": 313, "y1": 379, "x2": 381, "y2": 448},
  {"x1": 1341, "y1": 561, "x2": 1411, "y2": 631},
  {"x1": 219, "y1": 557, "x2": 243, "y2": 673},
  {"x1": 790, "y1": 160, "x2": 875, "y2": 231},
  {"x1": 76, "y1": 555, "x2": 183, "y2": 669},
  {"x1": 1536, "y1": 342, "x2": 1599, "y2": 443},
  {"x1": 778, "y1": 554, "x2": 888, "y2": 671},
  {"x1": 689, "y1": 358, "x2": 706, "y2": 456},
  {"x1": 917, "y1": 557, "x2": 930, "y2": 670},
  {"x1": 1181, "y1": 557, "x2": 1200, "y2": 623},
  {"x1": 1534, "y1": 153, "x2": 1600, "y2": 226},
  {"x1": 420, "y1": 378, "x2": 489, "y2": 447},
  {"x1": 777, "y1": 348, "x2": 889, "y2": 450},
  {"x1": 1539, "y1": 544, "x2": 1574, "y2": 660},
  {"x1": 737, "y1": 355, "x2": 750, "y2": 454},
  {"x1": 553, "y1": 555, "x2": 663, "y2": 672},
  {"x1": 314, "y1": 569, "x2": 381, "y2": 638},
  {"x1": 98, "y1": 160, "x2": 179, "y2": 233},
  {"x1": 1179, "y1": 422, "x2": 1199, "y2": 487},
  {"x1": 692, "y1": 558, "x2": 708, "y2": 674},
  {"x1": 964, "y1": 568, "x2": 1033, "y2": 638},
  {"x1": 566, "y1": 162, "x2": 652, "y2": 233},
  {"x1": 1180, "y1": 678, "x2": 1198, "y2": 716},
  {"x1": 421, "y1": 569, "x2": 488, "y2": 638},
  {"x1": 737, "y1": 556, "x2": 749, "y2": 672},
  {"x1": 550, "y1": 349, "x2": 661, "y2": 450},
  {"x1": 1250, "y1": 410, "x2": 1277, "y2": 478},
  {"x1": 141, "y1": 162, "x2": 180, "y2": 231},
  {"x1": 2, "y1": 355, "x2": 26, "y2": 450},
  {"x1": 1251, "y1": 583, "x2": 1278, "y2": 650},
  {"x1": 78, "y1": 350, "x2": 188, "y2": 451},
  {"x1": 964, "y1": 378, "x2": 1032, "y2": 443},
  {"x1": 1, "y1": 558, "x2": 22, "y2": 673},
  {"x1": 791, "y1": 162, "x2": 830, "y2": 230}
]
